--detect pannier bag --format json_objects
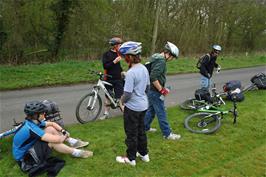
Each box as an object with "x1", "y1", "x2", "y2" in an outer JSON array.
[
  {"x1": 250, "y1": 73, "x2": 266, "y2": 89},
  {"x1": 223, "y1": 80, "x2": 242, "y2": 92},
  {"x1": 227, "y1": 88, "x2": 245, "y2": 102},
  {"x1": 195, "y1": 87, "x2": 211, "y2": 102}
]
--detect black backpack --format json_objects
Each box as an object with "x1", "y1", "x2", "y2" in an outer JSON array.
[
  {"x1": 250, "y1": 73, "x2": 266, "y2": 89},
  {"x1": 145, "y1": 61, "x2": 152, "y2": 74},
  {"x1": 196, "y1": 53, "x2": 210, "y2": 69},
  {"x1": 195, "y1": 87, "x2": 211, "y2": 102}
]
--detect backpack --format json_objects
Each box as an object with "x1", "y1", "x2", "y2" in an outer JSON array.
[
  {"x1": 195, "y1": 87, "x2": 211, "y2": 103},
  {"x1": 250, "y1": 73, "x2": 266, "y2": 89},
  {"x1": 223, "y1": 80, "x2": 242, "y2": 92},
  {"x1": 144, "y1": 61, "x2": 152, "y2": 74},
  {"x1": 196, "y1": 53, "x2": 210, "y2": 69}
]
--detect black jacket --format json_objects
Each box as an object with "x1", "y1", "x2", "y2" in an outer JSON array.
[
  {"x1": 102, "y1": 50, "x2": 123, "y2": 80},
  {"x1": 200, "y1": 54, "x2": 218, "y2": 78}
]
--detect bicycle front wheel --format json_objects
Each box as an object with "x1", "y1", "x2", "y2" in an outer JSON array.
[
  {"x1": 76, "y1": 92, "x2": 102, "y2": 124},
  {"x1": 184, "y1": 112, "x2": 221, "y2": 134},
  {"x1": 180, "y1": 98, "x2": 206, "y2": 110}
]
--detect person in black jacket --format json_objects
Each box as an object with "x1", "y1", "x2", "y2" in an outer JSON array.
[
  {"x1": 199, "y1": 45, "x2": 222, "y2": 90},
  {"x1": 100, "y1": 37, "x2": 124, "y2": 120}
]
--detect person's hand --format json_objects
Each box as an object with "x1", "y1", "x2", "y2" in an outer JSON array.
[
  {"x1": 119, "y1": 100, "x2": 124, "y2": 112},
  {"x1": 160, "y1": 87, "x2": 170, "y2": 96},
  {"x1": 216, "y1": 65, "x2": 221, "y2": 73},
  {"x1": 61, "y1": 129, "x2": 70, "y2": 137},
  {"x1": 121, "y1": 71, "x2": 127, "y2": 79},
  {"x1": 113, "y1": 56, "x2": 122, "y2": 64}
]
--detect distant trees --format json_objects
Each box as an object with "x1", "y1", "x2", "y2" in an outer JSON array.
[{"x1": 0, "y1": 0, "x2": 265, "y2": 64}]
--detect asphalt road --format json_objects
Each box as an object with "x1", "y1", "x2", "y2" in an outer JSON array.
[{"x1": 0, "y1": 66, "x2": 265, "y2": 132}]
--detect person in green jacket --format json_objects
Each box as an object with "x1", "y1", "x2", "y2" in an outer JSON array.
[{"x1": 144, "y1": 41, "x2": 181, "y2": 140}]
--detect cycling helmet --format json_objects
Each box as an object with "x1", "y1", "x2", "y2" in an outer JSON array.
[
  {"x1": 24, "y1": 101, "x2": 46, "y2": 116},
  {"x1": 164, "y1": 41, "x2": 179, "y2": 58},
  {"x1": 119, "y1": 41, "x2": 142, "y2": 55},
  {"x1": 109, "y1": 37, "x2": 123, "y2": 46},
  {"x1": 212, "y1": 45, "x2": 222, "y2": 51}
]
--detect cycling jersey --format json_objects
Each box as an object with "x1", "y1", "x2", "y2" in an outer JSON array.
[{"x1": 12, "y1": 119, "x2": 46, "y2": 161}]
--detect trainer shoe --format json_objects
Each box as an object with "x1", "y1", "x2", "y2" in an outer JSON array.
[
  {"x1": 71, "y1": 139, "x2": 89, "y2": 149},
  {"x1": 116, "y1": 156, "x2": 136, "y2": 166},
  {"x1": 164, "y1": 133, "x2": 181, "y2": 140},
  {"x1": 147, "y1": 128, "x2": 157, "y2": 132},
  {"x1": 136, "y1": 152, "x2": 150, "y2": 162},
  {"x1": 80, "y1": 150, "x2": 93, "y2": 158},
  {"x1": 99, "y1": 113, "x2": 109, "y2": 120}
]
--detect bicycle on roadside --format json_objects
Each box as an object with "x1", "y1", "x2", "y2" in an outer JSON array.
[
  {"x1": 183, "y1": 89, "x2": 240, "y2": 134},
  {"x1": 75, "y1": 70, "x2": 122, "y2": 124},
  {"x1": 180, "y1": 83, "x2": 227, "y2": 110}
]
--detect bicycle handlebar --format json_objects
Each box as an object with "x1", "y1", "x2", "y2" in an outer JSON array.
[{"x1": 88, "y1": 70, "x2": 112, "y2": 79}]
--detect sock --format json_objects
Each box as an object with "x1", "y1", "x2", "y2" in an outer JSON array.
[
  {"x1": 66, "y1": 137, "x2": 78, "y2": 146},
  {"x1": 72, "y1": 149, "x2": 82, "y2": 157},
  {"x1": 104, "y1": 111, "x2": 109, "y2": 115}
]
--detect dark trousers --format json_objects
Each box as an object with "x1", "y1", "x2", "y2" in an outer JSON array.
[
  {"x1": 105, "y1": 79, "x2": 124, "y2": 99},
  {"x1": 124, "y1": 106, "x2": 148, "y2": 161}
]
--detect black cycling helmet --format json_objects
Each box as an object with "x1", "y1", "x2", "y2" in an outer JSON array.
[
  {"x1": 24, "y1": 101, "x2": 46, "y2": 116},
  {"x1": 109, "y1": 37, "x2": 123, "y2": 46}
]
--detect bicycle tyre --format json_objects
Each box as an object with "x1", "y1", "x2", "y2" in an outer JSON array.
[
  {"x1": 180, "y1": 98, "x2": 206, "y2": 110},
  {"x1": 76, "y1": 92, "x2": 102, "y2": 124},
  {"x1": 184, "y1": 112, "x2": 221, "y2": 134}
]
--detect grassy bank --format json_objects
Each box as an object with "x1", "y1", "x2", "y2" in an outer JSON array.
[
  {"x1": 0, "y1": 54, "x2": 265, "y2": 90},
  {"x1": 0, "y1": 90, "x2": 265, "y2": 176}
]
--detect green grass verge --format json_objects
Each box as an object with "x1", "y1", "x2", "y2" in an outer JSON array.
[
  {"x1": 0, "y1": 54, "x2": 265, "y2": 90},
  {"x1": 0, "y1": 90, "x2": 265, "y2": 177}
]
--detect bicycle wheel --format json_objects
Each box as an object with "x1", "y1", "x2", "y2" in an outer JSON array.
[
  {"x1": 180, "y1": 98, "x2": 206, "y2": 110},
  {"x1": 76, "y1": 92, "x2": 102, "y2": 124},
  {"x1": 184, "y1": 112, "x2": 221, "y2": 134}
]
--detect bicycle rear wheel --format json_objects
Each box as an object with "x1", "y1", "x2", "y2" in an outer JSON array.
[
  {"x1": 180, "y1": 98, "x2": 206, "y2": 110},
  {"x1": 184, "y1": 112, "x2": 221, "y2": 134},
  {"x1": 76, "y1": 92, "x2": 102, "y2": 124}
]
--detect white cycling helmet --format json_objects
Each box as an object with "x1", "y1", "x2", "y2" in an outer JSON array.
[
  {"x1": 212, "y1": 45, "x2": 222, "y2": 51},
  {"x1": 119, "y1": 41, "x2": 142, "y2": 55},
  {"x1": 165, "y1": 41, "x2": 179, "y2": 58}
]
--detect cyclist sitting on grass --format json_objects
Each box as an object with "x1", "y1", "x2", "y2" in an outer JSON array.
[{"x1": 13, "y1": 101, "x2": 93, "y2": 175}]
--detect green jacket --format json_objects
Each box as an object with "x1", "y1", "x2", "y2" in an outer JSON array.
[{"x1": 149, "y1": 53, "x2": 167, "y2": 92}]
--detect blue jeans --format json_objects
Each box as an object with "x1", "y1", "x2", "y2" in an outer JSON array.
[
  {"x1": 200, "y1": 75, "x2": 211, "y2": 90},
  {"x1": 144, "y1": 90, "x2": 171, "y2": 137}
]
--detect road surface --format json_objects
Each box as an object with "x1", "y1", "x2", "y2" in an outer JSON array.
[{"x1": 0, "y1": 66, "x2": 265, "y2": 132}]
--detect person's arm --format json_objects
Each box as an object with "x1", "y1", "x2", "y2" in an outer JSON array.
[
  {"x1": 45, "y1": 121, "x2": 63, "y2": 132},
  {"x1": 102, "y1": 52, "x2": 120, "y2": 69},
  {"x1": 121, "y1": 91, "x2": 132, "y2": 104},
  {"x1": 41, "y1": 133, "x2": 67, "y2": 143},
  {"x1": 152, "y1": 80, "x2": 163, "y2": 92}
]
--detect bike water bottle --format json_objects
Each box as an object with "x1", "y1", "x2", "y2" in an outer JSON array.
[{"x1": 160, "y1": 86, "x2": 171, "y2": 101}]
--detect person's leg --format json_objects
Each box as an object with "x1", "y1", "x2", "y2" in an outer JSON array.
[
  {"x1": 44, "y1": 126, "x2": 88, "y2": 148},
  {"x1": 100, "y1": 84, "x2": 113, "y2": 119},
  {"x1": 144, "y1": 91, "x2": 156, "y2": 131},
  {"x1": 48, "y1": 142, "x2": 74, "y2": 154},
  {"x1": 152, "y1": 91, "x2": 171, "y2": 137},
  {"x1": 200, "y1": 75, "x2": 209, "y2": 89},
  {"x1": 137, "y1": 110, "x2": 148, "y2": 156},
  {"x1": 113, "y1": 80, "x2": 124, "y2": 100},
  {"x1": 124, "y1": 106, "x2": 138, "y2": 161}
]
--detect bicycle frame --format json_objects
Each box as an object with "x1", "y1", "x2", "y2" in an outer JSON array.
[{"x1": 87, "y1": 78, "x2": 118, "y2": 110}]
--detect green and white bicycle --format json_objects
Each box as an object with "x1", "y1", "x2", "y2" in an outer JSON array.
[{"x1": 183, "y1": 89, "x2": 240, "y2": 134}]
